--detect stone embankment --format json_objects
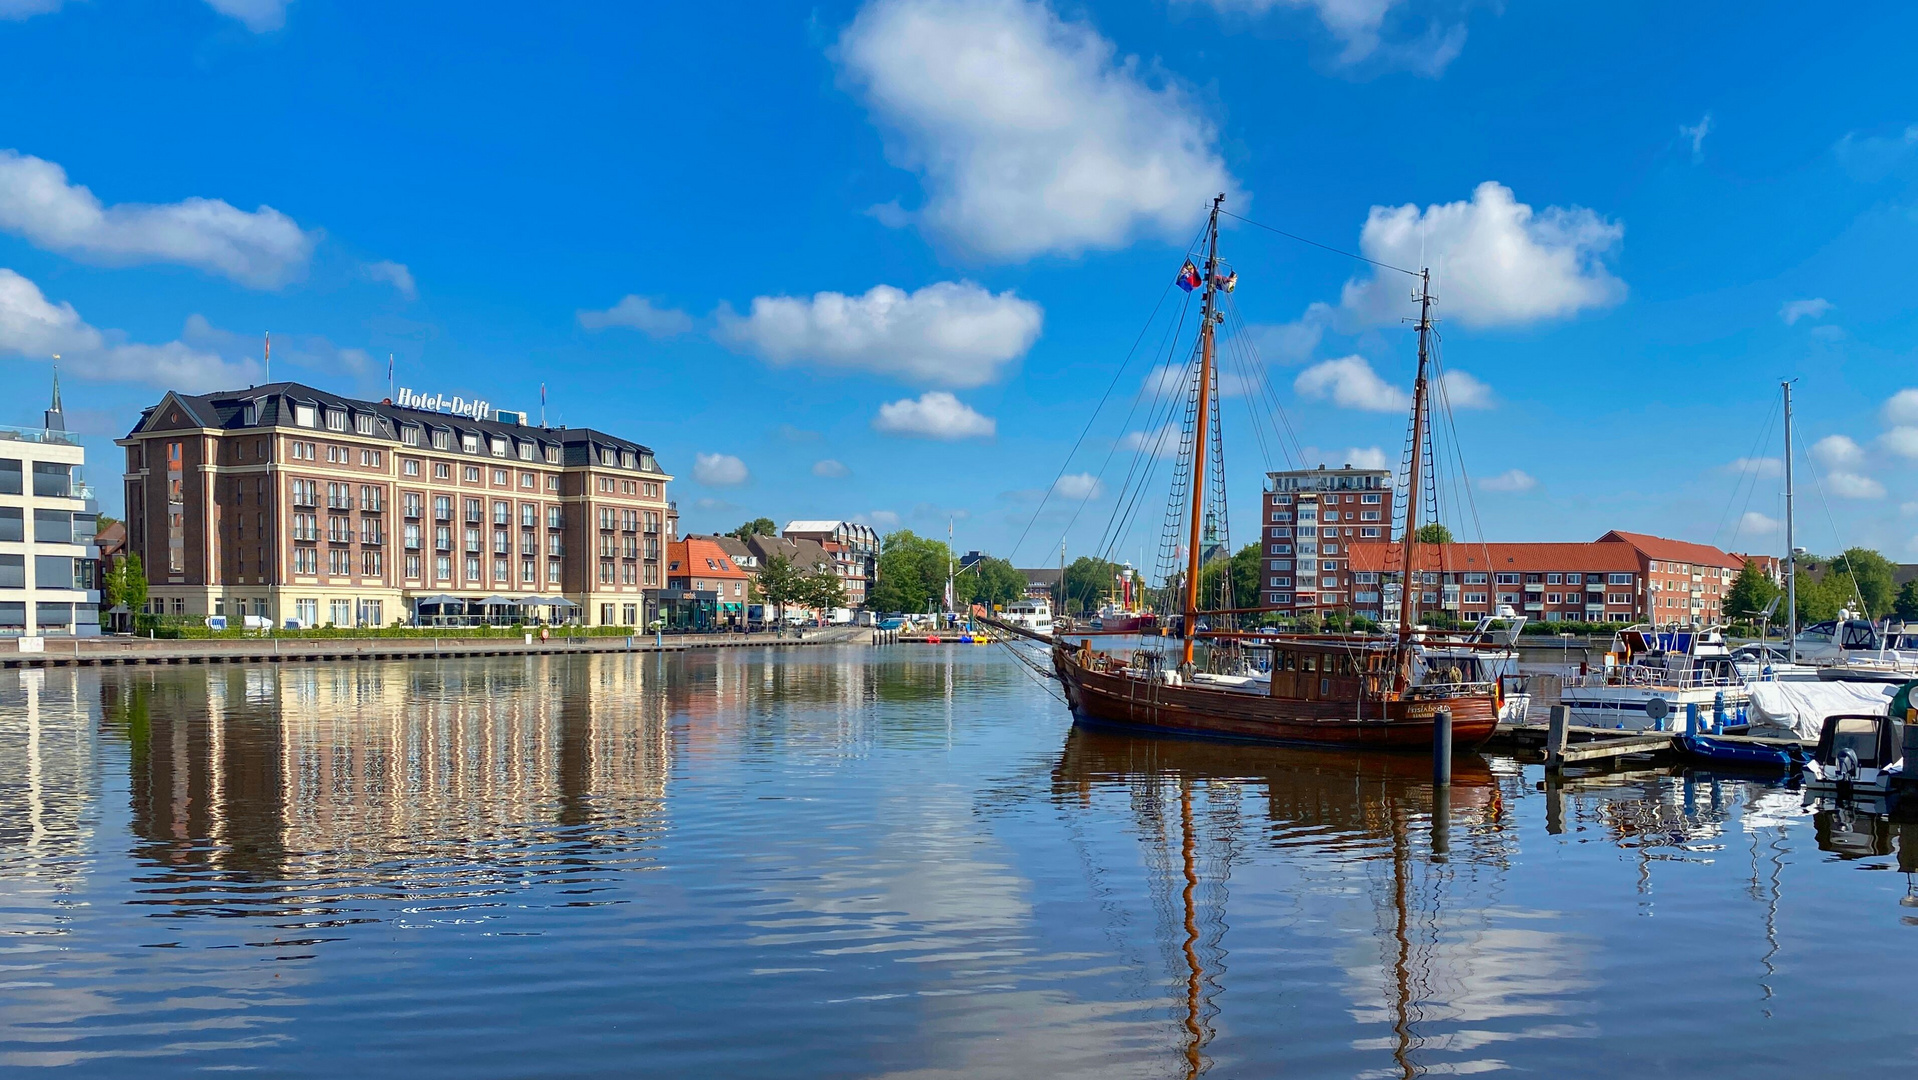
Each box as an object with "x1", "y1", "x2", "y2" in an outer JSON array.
[{"x1": 2, "y1": 625, "x2": 871, "y2": 670}]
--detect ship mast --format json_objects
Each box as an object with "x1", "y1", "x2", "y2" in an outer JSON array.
[
  {"x1": 1394, "y1": 270, "x2": 1434, "y2": 690},
  {"x1": 1783, "y1": 379, "x2": 1796, "y2": 665},
  {"x1": 1182, "y1": 195, "x2": 1226, "y2": 670}
]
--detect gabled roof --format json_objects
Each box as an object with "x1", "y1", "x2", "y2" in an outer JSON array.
[
  {"x1": 668, "y1": 536, "x2": 752, "y2": 579},
  {"x1": 747, "y1": 533, "x2": 834, "y2": 573},
  {"x1": 1596, "y1": 530, "x2": 1741, "y2": 569},
  {"x1": 1346, "y1": 541, "x2": 1643, "y2": 575}
]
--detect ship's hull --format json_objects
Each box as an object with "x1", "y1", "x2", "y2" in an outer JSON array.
[{"x1": 1053, "y1": 646, "x2": 1499, "y2": 750}]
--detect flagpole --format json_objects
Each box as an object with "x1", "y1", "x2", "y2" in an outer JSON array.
[
  {"x1": 264, "y1": 331, "x2": 270, "y2": 383},
  {"x1": 388, "y1": 353, "x2": 395, "y2": 400}
]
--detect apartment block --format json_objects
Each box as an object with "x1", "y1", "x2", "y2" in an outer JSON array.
[
  {"x1": 1259, "y1": 464, "x2": 1395, "y2": 619},
  {"x1": 119, "y1": 382, "x2": 672, "y2": 628},
  {"x1": 781, "y1": 520, "x2": 879, "y2": 607},
  {"x1": 2, "y1": 381, "x2": 102, "y2": 636}
]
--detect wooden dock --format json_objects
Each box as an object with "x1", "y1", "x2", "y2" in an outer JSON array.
[{"x1": 1488, "y1": 714, "x2": 1813, "y2": 771}]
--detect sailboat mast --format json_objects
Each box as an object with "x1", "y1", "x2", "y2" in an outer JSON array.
[
  {"x1": 1395, "y1": 270, "x2": 1434, "y2": 686},
  {"x1": 1182, "y1": 195, "x2": 1225, "y2": 668},
  {"x1": 1783, "y1": 379, "x2": 1796, "y2": 664}
]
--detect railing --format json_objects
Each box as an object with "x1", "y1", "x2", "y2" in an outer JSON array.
[
  {"x1": 1570, "y1": 667, "x2": 1743, "y2": 691},
  {"x1": 0, "y1": 423, "x2": 75, "y2": 444}
]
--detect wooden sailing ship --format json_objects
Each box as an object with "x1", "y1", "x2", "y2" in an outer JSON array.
[{"x1": 1044, "y1": 195, "x2": 1502, "y2": 750}]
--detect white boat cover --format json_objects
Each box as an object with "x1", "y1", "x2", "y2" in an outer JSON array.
[{"x1": 1745, "y1": 680, "x2": 1897, "y2": 740}]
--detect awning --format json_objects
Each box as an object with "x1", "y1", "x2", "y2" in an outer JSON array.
[
  {"x1": 478, "y1": 595, "x2": 517, "y2": 606},
  {"x1": 549, "y1": 597, "x2": 580, "y2": 608},
  {"x1": 412, "y1": 594, "x2": 464, "y2": 607}
]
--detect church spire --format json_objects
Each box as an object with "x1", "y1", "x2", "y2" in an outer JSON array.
[{"x1": 44, "y1": 361, "x2": 65, "y2": 432}]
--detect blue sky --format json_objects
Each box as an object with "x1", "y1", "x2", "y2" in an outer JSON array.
[{"x1": 3, "y1": 0, "x2": 1916, "y2": 567}]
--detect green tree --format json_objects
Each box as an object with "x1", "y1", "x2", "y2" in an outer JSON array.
[
  {"x1": 961, "y1": 556, "x2": 1026, "y2": 608},
  {"x1": 754, "y1": 554, "x2": 806, "y2": 623},
  {"x1": 1725, "y1": 560, "x2": 1781, "y2": 623},
  {"x1": 1063, "y1": 555, "x2": 1127, "y2": 617},
  {"x1": 1894, "y1": 579, "x2": 1918, "y2": 622},
  {"x1": 1835, "y1": 547, "x2": 1896, "y2": 615},
  {"x1": 1791, "y1": 559, "x2": 1845, "y2": 623},
  {"x1": 867, "y1": 530, "x2": 953, "y2": 613},
  {"x1": 800, "y1": 568, "x2": 848, "y2": 619},
  {"x1": 1414, "y1": 523, "x2": 1454, "y2": 545},
  {"x1": 104, "y1": 552, "x2": 147, "y2": 614},
  {"x1": 728, "y1": 517, "x2": 777, "y2": 542}
]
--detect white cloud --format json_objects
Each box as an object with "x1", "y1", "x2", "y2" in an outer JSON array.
[
  {"x1": 180, "y1": 313, "x2": 369, "y2": 375},
  {"x1": 716, "y1": 281, "x2": 1041, "y2": 388},
  {"x1": 1300, "y1": 445, "x2": 1389, "y2": 471},
  {"x1": 1143, "y1": 361, "x2": 1253, "y2": 399},
  {"x1": 1834, "y1": 124, "x2": 1918, "y2": 182},
  {"x1": 579, "y1": 294, "x2": 695, "y2": 337},
  {"x1": 836, "y1": 0, "x2": 1239, "y2": 259},
  {"x1": 204, "y1": 0, "x2": 291, "y2": 32},
  {"x1": 1881, "y1": 388, "x2": 1918, "y2": 425},
  {"x1": 1478, "y1": 468, "x2": 1536, "y2": 493},
  {"x1": 872, "y1": 391, "x2": 996, "y2": 439},
  {"x1": 1194, "y1": 1, "x2": 1464, "y2": 75},
  {"x1": 363, "y1": 260, "x2": 416, "y2": 300},
  {"x1": 692, "y1": 452, "x2": 750, "y2": 486},
  {"x1": 1120, "y1": 423, "x2": 1183, "y2": 459},
  {"x1": 812, "y1": 458, "x2": 851, "y2": 477},
  {"x1": 858, "y1": 509, "x2": 903, "y2": 528},
  {"x1": 1248, "y1": 314, "x2": 1326, "y2": 363},
  {"x1": 1437, "y1": 369, "x2": 1494, "y2": 408},
  {"x1": 1779, "y1": 297, "x2": 1831, "y2": 325},
  {"x1": 1879, "y1": 427, "x2": 1918, "y2": 460},
  {"x1": 1738, "y1": 511, "x2": 1780, "y2": 536},
  {"x1": 1810, "y1": 434, "x2": 1864, "y2": 469},
  {"x1": 0, "y1": 267, "x2": 257, "y2": 389},
  {"x1": 1725, "y1": 456, "x2": 1783, "y2": 477},
  {"x1": 1336, "y1": 181, "x2": 1624, "y2": 328},
  {"x1": 1679, "y1": 113, "x2": 1712, "y2": 162},
  {"x1": 1294, "y1": 355, "x2": 1408, "y2": 412},
  {"x1": 0, "y1": 150, "x2": 316, "y2": 287},
  {"x1": 0, "y1": 0, "x2": 65, "y2": 20},
  {"x1": 1051, "y1": 472, "x2": 1105, "y2": 500},
  {"x1": 1827, "y1": 472, "x2": 1885, "y2": 500}
]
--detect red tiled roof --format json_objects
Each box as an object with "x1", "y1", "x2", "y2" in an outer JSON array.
[
  {"x1": 1596, "y1": 530, "x2": 1741, "y2": 569},
  {"x1": 668, "y1": 536, "x2": 752, "y2": 579},
  {"x1": 1346, "y1": 541, "x2": 1643, "y2": 575}
]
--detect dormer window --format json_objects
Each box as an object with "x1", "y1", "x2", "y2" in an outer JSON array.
[
  {"x1": 401, "y1": 424, "x2": 420, "y2": 446},
  {"x1": 621, "y1": 451, "x2": 636, "y2": 470},
  {"x1": 489, "y1": 437, "x2": 507, "y2": 457},
  {"x1": 600, "y1": 448, "x2": 616, "y2": 467},
  {"x1": 354, "y1": 413, "x2": 375, "y2": 436},
  {"x1": 518, "y1": 441, "x2": 535, "y2": 461},
  {"x1": 294, "y1": 404, "x2": 317, "y2": 427},
  {"x1": 545, "y1": 446, "x2": 560, "y2": 464},
  {"x1": 431, "y1": 428, "x2": 450, "y2": 450},
  {"x1": 325, "y1": 409, "x2": 346, "y2": 431},
  {"x1": 461, "y1": 432, "x2": 479, "y2": 454}
]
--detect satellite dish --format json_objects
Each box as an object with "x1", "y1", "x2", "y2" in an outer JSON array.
[{"x1": 1646, "y1": 697, "x2": 1670, "y2": 721}]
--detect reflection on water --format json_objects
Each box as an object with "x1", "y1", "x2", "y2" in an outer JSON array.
[{"x1": 2, "y1": 648, "x2": 1916, "y2": 1077}]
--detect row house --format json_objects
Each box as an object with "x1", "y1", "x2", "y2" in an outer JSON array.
[
  {"x1": 1346, "y1": 542, "x2": 1647, "y2": 624},
  {"x1": 667, "y1": 535, "x2": 753, "y2": 627},
  {"x1": 780, "y1": 520, "x2": 879, "y2": 607},
  {"x1": 119, "y1": 381, "x2": 672, "y2": 628},
  {"x1": 1600, "y1": 531, "x2": 1745, "y2": 626},
  {"x1": 1259, "y1": 465, "x2": 1395, "y2": 618}
]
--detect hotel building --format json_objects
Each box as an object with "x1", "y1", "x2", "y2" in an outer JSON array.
[
  {"x1": 119, "y1": 382, "x2": 672, "y2": 628},
  {"x1": 2, "y1": 379, "x2": 103, "y2": 636},
  {"x1": 1260, "y1": 464, "x2": 1395, "y2": 619}
]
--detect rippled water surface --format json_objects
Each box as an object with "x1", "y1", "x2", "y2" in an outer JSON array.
[{"x1": 3, "y1": 646, "x2": 1916, "y2": 1077}]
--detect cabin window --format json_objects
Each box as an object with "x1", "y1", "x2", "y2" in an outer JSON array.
[{"x1": 1302, "y1": 654, "x2": 1317, "y2": 673}]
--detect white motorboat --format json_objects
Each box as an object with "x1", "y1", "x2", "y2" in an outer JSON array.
[
  {"x1": 1002, "y1": 597, "x2": 1054, "y2": 636},
  {"x1": 1802, "y1": 710, "x2": 1905, "y2": 810},
  {"x1": 1559, "y1": 625, "x2": 1751, "y2": 730}
]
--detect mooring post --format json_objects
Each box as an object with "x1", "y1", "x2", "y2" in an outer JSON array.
[
  {"x1": 1686, "y1": 701, "x2": 1699, "y2": 737},
  {"x1": 1545, "y1": 704, "x2": 1569, "y2": 773},
  {"x1": 1432, "y1": 707, "x2": 1452, "y2": 786},
  {"x1": 1713, "y1": 691, "x2": 1725, "y2": 733}
]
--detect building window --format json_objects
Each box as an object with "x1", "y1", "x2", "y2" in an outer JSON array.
[
  {"x1": 492, "y1": 468, "x2": 508, "y2": 486},
  {"x1": 462, "y1": 433, "x2": 480, "y2": 454},
  {"x1": 1608, "y1": 573, "x2": 1633, "y2": 585},
  {"x1": 490, "y1": 438, "x2": 507, "y2": 458},
  {"x1": 1495, "y1": 573, "x2": 1520, "y2": 585},
  {"x1": 363, "y1": 550, "x2": 383, "y2": 576},
  {"x1": 549, "y1": 557, "x2": 563, "y2": 582},
  {"x1": 405, "y1": 554, "x2": 422, "y2": 579},
  {"x1": 463, "y1": 466, "x2": 481, "y2": 483},
  {"x1": 325, "y1": 409, "x2": 346, "y2": 432},
  {"x1": 545, "y1": 446, "x2": 561, "y2": 465},
  {"x1": 355, "y1": 414, "x2": 374, "y2": 435},
  {"x1": 403, "y1": 458, "x2": 420, "y2": 476},
  {"x1": 1566, "y1": 573, "x2": 1582, "y2": 584},
  {"x1": 401, "y1": 425, "x2": 420, "y2": 446},
  {"x1": 522, "y1": 558, "x2": 537, "y2": 584},
  {"x1": 431, "y1": 428, "x2": 450, "y2": 449},
  {"x1": 436, "y1": 555, "x2": 452, "y2": 580}
]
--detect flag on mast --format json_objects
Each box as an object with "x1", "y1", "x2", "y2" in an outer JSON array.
[{"x1": 1176, "y1": 260, "x2": 1201, "y2": 292}]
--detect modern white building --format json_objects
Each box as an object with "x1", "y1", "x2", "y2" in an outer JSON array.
[{"x1": 1, "y1": 377, "x2": 102, "y2": 636}]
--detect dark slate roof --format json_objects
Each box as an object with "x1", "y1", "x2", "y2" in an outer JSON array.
[{"x1": 126, "y1": 381, "x2": 666, "y2": 476}]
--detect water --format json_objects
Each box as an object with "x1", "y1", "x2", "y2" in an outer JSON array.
[{"x1": 2, "y1": 646, "x2": 1914, "y2": 1078}]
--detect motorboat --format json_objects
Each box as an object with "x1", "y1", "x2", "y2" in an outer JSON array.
[
  {"x1": 1001, "y1": 597, "x2": 1054, "y2": 635},
  {"x1": 1558, "y1": 624, "x2": 1750, "y2": 730},
  {"x1": 1802, "y1": 711, "x2": 1904, "y2": 808}
]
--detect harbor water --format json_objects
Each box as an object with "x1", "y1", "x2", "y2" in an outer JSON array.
[{"x1": 2, "y1": 646, "x2": 1914, "y2": 1077}]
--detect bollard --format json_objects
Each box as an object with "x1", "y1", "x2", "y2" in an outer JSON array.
[
  {"x1": 1713, "y1": 691, "x2": 1725, "y2": 734},
  {"x1": 1432, "y1": 707, "x2": 1452, "y2": 786},
  {"x1": 1545, "y1": 705, "x2": 1569, "y2": 773}
]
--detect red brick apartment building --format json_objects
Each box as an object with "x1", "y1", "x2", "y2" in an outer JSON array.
[
  {"x1": 118, "y1": 382, "x2": 672, "y2": 628},
  {"x1": 1259, "y1": 465, "x2": 1395, "y2": 619},
  {"x1": 668, "y1": 536, "x2": 753, "y2": 624},
  {"x1": 1340, "y1": 531, "x2": 1747, "y2": 626}
]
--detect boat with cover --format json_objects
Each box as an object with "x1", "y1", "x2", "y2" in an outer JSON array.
[
  {"x1": 1559, "y1": 625, "x2": 1751, "y2": 730},
  {"x1": 1048, "y1": 197, "x2": 1500, "y2": 751}
]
